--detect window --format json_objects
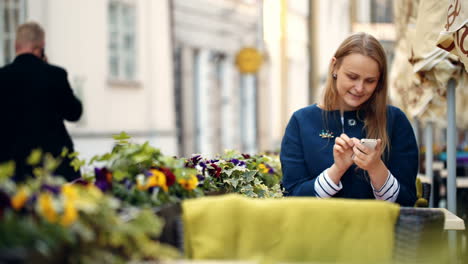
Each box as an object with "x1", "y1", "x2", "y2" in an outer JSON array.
[
  {"x1": 0, "y1": 0, "x2": 26, "y2": 66},
  {"x1": 108, "y1": 0, "x2": 137, "y2": 81},
  {"x1": 371, "y1": 0, "x2": 393, "y2": 23}
]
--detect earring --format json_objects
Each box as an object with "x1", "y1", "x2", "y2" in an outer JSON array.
[{"x1": 332, "y1": 73, "x2": 337, "y2": 79}]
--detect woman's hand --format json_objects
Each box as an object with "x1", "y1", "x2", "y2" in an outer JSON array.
[
  {"x1": 352, "y1": 138, "x2": 383, "y2": 172},
  {"x1": 352, "y1": 138, "x2": 389, "y2": 190},
  {"x1": 332, "y1": 133, "x2": 355, "y2": 173}
]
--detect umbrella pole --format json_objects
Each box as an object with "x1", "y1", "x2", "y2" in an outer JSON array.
[
  {"x1": 425, "y1": 122, "x2": 434, "y2": 207},
  {"x1": 447, "y1": 78, "x2": 457, "y2": 261},
  {"x1": 447, "y1": 78, "x2": 457, "y2": 214}
]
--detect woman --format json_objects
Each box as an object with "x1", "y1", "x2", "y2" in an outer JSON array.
[{"x1": 280, "y1": 32, "x2": 418, "y2": 206}]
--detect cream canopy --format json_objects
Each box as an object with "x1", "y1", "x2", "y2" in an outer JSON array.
[{"x1": 390, "y1": 0, "x2": 468, "y2": 129}]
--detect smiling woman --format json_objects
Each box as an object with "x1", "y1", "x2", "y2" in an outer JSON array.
[
  {"x1": 333, "y1": 53, "x2": 380, "y2": 111},
  {"x1": 280, "y1": 32, "x2": 419, "y2": 206}
]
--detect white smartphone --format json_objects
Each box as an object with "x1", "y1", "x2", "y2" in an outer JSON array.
[{"x1": 360, "y1": 138, "x2": 377, "y2": 150}]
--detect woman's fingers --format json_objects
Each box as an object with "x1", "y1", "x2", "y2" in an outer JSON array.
[
  {"x1": 340, "y1": 134, "x2": 354, "y2": 148},
  {"x1": 335, "y1": 137, "x2": 348, "y2": 150},
  {"x1": 353, "y1": 146, "x2": 364, "y2": 158},
  {"x1": 334, "y1": 144, "x2": 344, "y2": 153}
]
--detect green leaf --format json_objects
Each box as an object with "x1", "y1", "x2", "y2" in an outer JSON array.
[
  {"x1": 0, "y1": 160, "x2": 15, "y2": 181},
  {"x1": 27, "y1": 149, "x2": 43, "y2": 165},
  {"x1": 113, "y1": 170, "x2": 127, "y2": 181},
  {"x1": 70, "y1": 158, "x2": 86, "y2": 172},
  {"x1": 113, "y1": 131, "x2": 131, "y2": 144},
  {"x1": 60, "y1": 147, "x2": 69, "y2": 157},
  {"x1": 243, "y1": 170, "x2": 257, "y2": 182},
  {"x1": 68, "y1": 151, "x2": 80, "y2": 159},
  {"x1": 43, "y1": 153, "x2": 60, "y2": 172},
  {"x1": 224, "y1": 178, "x2": 239, "y2": 188}
]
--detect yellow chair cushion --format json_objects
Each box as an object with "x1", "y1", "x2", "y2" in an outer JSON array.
[{"x1": 182, "y1": 194, "x2": 400, "y2": 263}]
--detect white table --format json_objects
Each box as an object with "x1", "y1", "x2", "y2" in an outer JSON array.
[{"x1": 437, "y1": 208, "x2": 466, "y2": 230}]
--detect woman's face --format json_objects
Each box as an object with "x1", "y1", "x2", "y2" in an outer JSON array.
[{"x1": 333, "y1": 53, "x2": 380, "y2": 111}]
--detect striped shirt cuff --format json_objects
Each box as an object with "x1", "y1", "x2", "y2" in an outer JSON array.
[
  {"x1": 314, "y1": 168, "x2": 343, "y2": 198},
  {"x1": 371, "y1": 170, "x2": 400, "y2": 203}
]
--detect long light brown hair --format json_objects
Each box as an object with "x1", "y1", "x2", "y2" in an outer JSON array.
[{"x1": 322, "y1": 32, "x2": 389, "y2": 155}]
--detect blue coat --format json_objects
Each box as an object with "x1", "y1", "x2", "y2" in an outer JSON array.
[{"x1": 280, "y1": 104, "x2": 418, "y2": 206}]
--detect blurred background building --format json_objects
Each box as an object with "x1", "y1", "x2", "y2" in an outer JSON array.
[{"x1": 1, "y1": 0, "x2": 394, "y2": 159}]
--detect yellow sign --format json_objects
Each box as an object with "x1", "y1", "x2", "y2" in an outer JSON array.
[{"x1": 235, "y1": 47, "x2": 263, "y2": 74}]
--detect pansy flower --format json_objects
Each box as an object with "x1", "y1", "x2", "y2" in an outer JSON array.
[
  {"x1": 94, "y1": 167, "x2": 113, "y2": 192},
  {"x1": 38, "y1": 192, "x2": 58, "y2": 223},
  {"x1": 178, "y1": 175, "x2": 199, "y2": 191},
  {"x1": 207, "y1": 163, "x2": 222, "y2": 178},
  {"x1": 11, "y1": 187, "x2": 29, "y2": 210},
  {"x1": 258, "y1": 164, "x2": 270, "y2": 174},
  {"x1": 145, "y1": 169, "x2": 168, "y2": 192},
  {"x1": 60, "y1": 199, "x2": 78, "y2": 226},
  {"x1": 61, "y1": 184, "x2": 79, "y2": 201},
  {"x1": 159, "y1": 167, "x2": 176, "y2": 187},
  {"x1": 186, "y1": 155, "x2": 202, "y2": 168}
]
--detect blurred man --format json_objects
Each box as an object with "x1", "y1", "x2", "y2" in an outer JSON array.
[{"x1": 0, "y1": 22, "x2": 82, "y2": 181}]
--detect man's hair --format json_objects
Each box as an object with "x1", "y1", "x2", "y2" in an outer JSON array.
[{"x1": 16, "y1": 22, "x2": 45, "y2": 47}]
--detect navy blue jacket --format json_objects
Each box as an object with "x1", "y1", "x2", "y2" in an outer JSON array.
[{"x1": 280, "y1": 104, "x2": 418, "y2": 206}]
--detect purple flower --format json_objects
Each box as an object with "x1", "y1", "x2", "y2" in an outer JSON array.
[
  {"x1": 94, "y1": 167, "x2": 113, "y2": 192},
  {"x1": 41, "y1": 184, "x2": 61, "y2": 195},
  {"x1": 239, "y1": 161, "x2": 246, "y2": 167},
  {"x1": 199, "y1": 162, "x2": 207, "y2": 175},
  {"x1": 230, "y1": 159, "x2": 240, "y2": 165},
  {"x1": 210, "y1": 159, "x2": 219, "y2": 163},
  {"x1": 196, "y1": 174, "x2": 205, "y2": 182},
  {"x1": 191, "y1": 155, "x2": 202, "y2": 165},
  {"x1": 208, "y1": 164, "x2": 222, "y2": 178},
  {"x1": 120, "y1": 178, "x2": 133, "y2": 190},
  {"x1": 268, "y1": 167, "x2": 275, "y2": 174},
  {"x1": 26, "y1": 194, "x2": 38, "y2": 208}
]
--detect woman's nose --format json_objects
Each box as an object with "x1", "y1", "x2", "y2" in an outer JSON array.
[{"x1": 354, "y1": 81, "x2": 364, "y2": 92}]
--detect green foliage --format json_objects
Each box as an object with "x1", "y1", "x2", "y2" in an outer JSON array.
[
  {"x1": 189, "y1": 150, "x2": 283, "y2": 198},
  {"x1": 27, "y1": 149, "x2": 43, "y2": 166},
  {"x1": 0, "y1": 161, "x2": 15, "y2": 182},
  {"x1": 0, "y1": 174, "x2": 178, "y2": 263}
]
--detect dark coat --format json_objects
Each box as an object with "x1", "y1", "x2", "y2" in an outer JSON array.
[{"x1": 0, "y1": 53, "x2": 82, "y2": 181}]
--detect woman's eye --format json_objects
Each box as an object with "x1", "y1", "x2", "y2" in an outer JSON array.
[
  {"x1": 366, "y1": 79, "x2": 376, "y2": 84},
  {"x1": 347, "y1": 75, "x2": 358, "y2": 80}
]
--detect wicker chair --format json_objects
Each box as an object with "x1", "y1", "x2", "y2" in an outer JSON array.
[{"x1": 393, "y1": 207, "x2": 448, "y2": 264}]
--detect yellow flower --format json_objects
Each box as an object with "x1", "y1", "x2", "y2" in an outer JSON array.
[
  {"x1": 11, "y1": 187, "x2": 29, "y2": 210},
  {"x1": 61, "y1": 184, "x2": 78, "y2": 201},
  {"x1": 136, "y1": 174, "x2": 147, "y2": 191},
  {"x1": 146, "y1": 169, "x2": 168, "y2": 192},
  {"x1": 38, "y1": 193, "x2": 57, "y2": 223},
  {"x1": 86, "y1": 184, "x2": 103, "y2": 199},
  {"x1": 60, "y1": 200, "x2": 78, "y2": 226},
  {"x1": 178, "y1": 174, "x2": 199, "y2": 191},
  {"x1": 258, "y1": 164, "x2": 269, "y2": 174}
]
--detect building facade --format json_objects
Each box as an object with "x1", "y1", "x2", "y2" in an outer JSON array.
[
  {"x1": 1, "y1": 0, "x2": 177, "y2": 160},
  {"x1": 2, "y1": 0, "x2": 389, "y2": 159}
]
